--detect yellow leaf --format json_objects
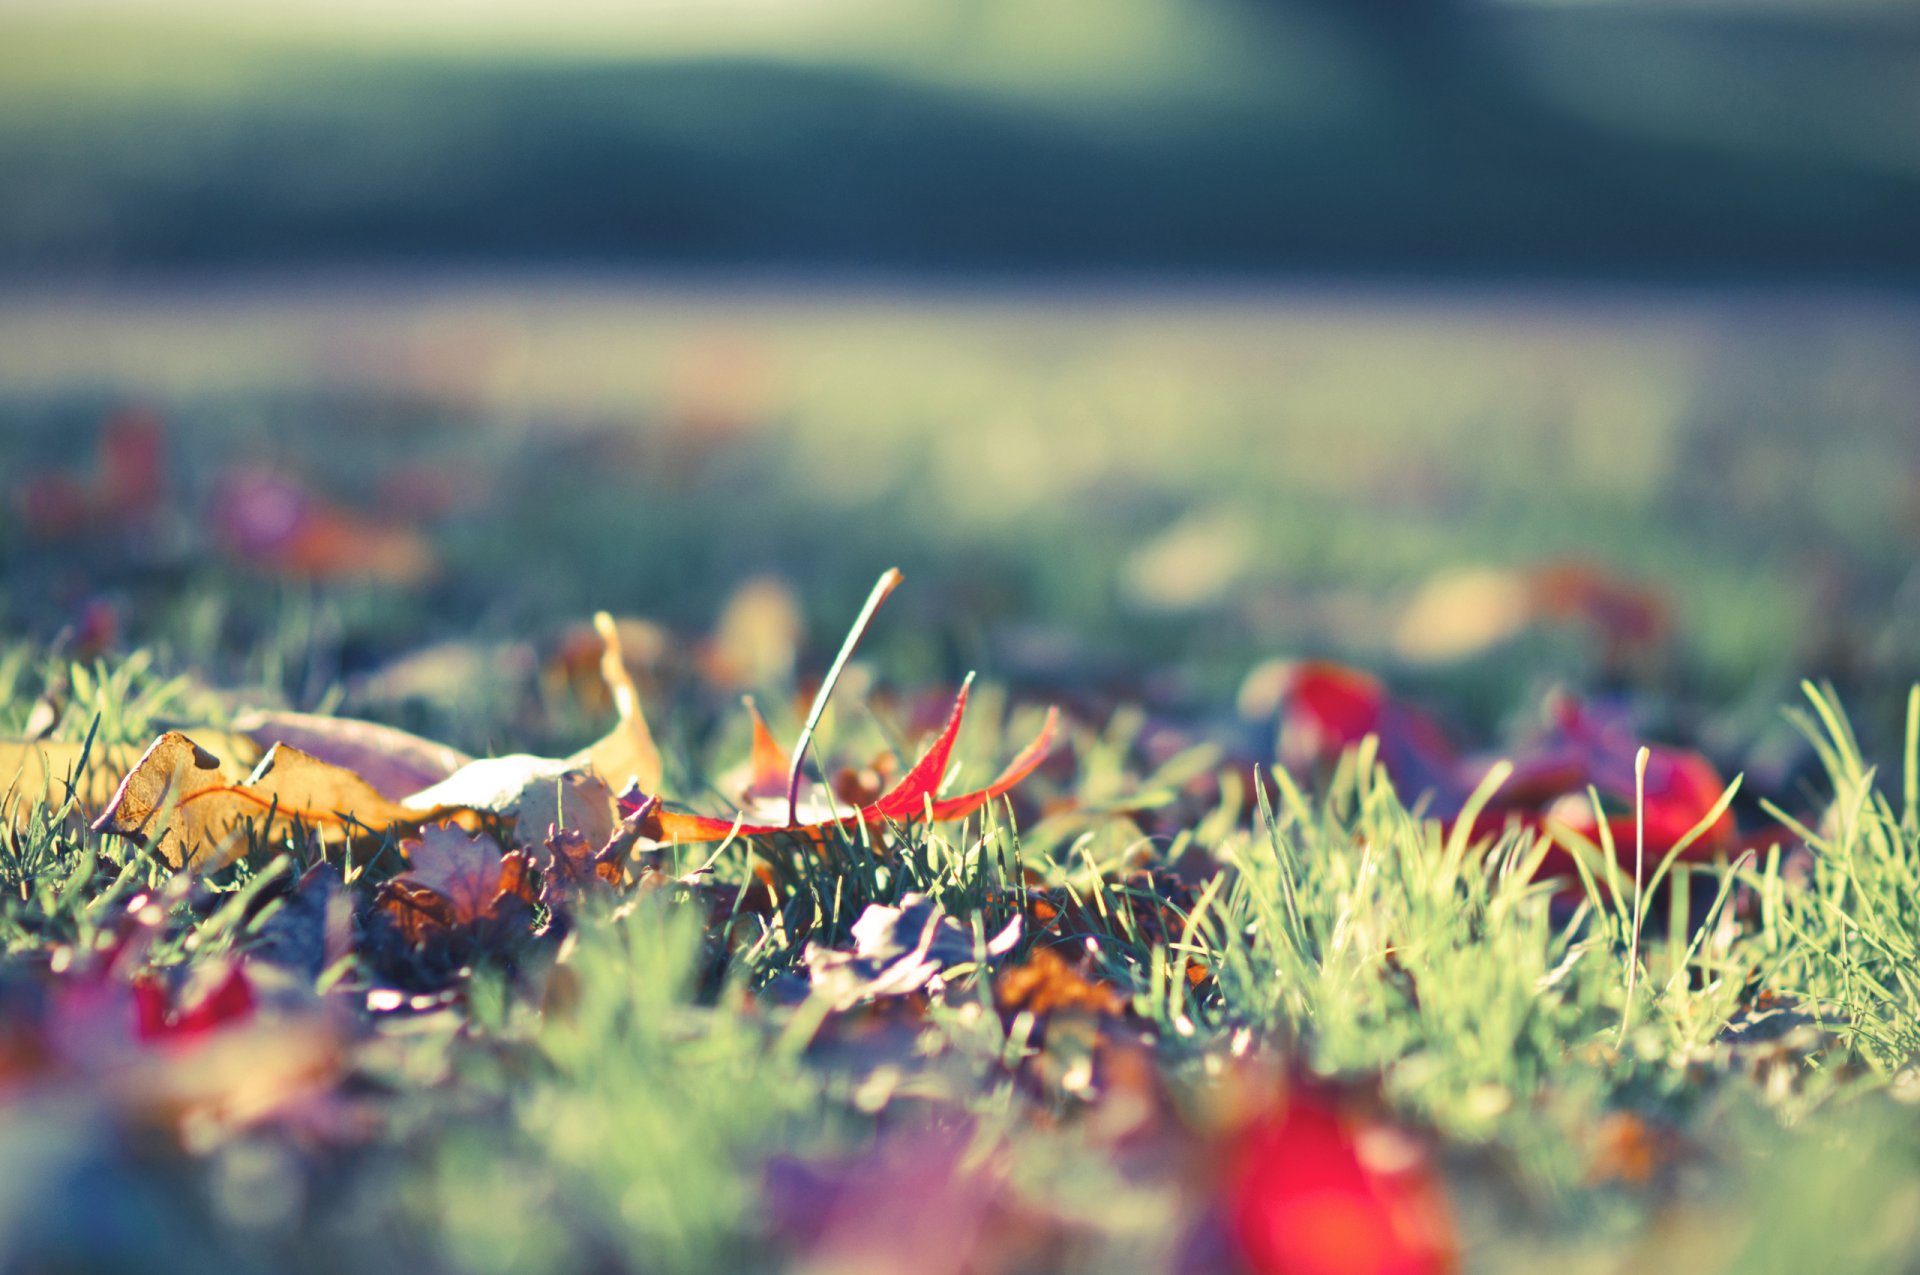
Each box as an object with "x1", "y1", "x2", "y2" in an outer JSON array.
[{"x1": 92, "y1": 732, "x2": 437, "y2": 870}]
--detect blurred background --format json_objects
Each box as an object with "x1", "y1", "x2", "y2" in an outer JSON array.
[{"x1": 2, "y1": 0, "x2": 1919, "y2": 747}]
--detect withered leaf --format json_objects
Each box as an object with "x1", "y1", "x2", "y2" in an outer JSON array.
[
  {"x1": 395, "y1": 825, "x2": 534, "y2": 924},
  {"x1": 539, "y1": 821, "x2": 627, "y2": 900},
  {"x1": 569, "y1": 610, "x2": 663, "y2": 794},
  {"x1": 92, "y1": 732, "x2": 440, "y2": 869},
  {"x1": 231, "y1": 708, "x2": 470, "y2": 800},
  {"x1": 379, "y1": 825, "x2": 537, "y2": 943},
  {"x1": 996, "y1": 948, "x2": 1126, "y2": 1019},
  {"x1": 403, "y1": 755, "x2": 616, "y2": 851},
  {"x1": 804, "y1": 894, "x2": 1021, "y2": 1009}
]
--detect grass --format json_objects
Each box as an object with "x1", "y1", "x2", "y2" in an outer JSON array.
[
  {"x1": 7, "y1": 623, "x2": 1920, "y2": 1271},
  {"x1": 2, "y1": 290, "x2": 1920, "y2": 1270}
]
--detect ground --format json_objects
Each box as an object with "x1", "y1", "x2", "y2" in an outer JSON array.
[{"x1": 2, "y1": 282, "x2": 1920, "y2": 1274}]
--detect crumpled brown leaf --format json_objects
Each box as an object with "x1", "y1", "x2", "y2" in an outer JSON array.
[{"x1": 376, "y1": 824, "x2": 537, "y2": 944}]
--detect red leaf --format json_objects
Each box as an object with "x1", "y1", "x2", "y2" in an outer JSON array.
[
  {"x1": 642, "y1": 690, "x2": 1057, "y2": 846},
  {"x1": 868, "y1": 680, "x2": 972, "y2": 821},
  {"x1": 1226, "y1": 1087, "x2": 1456, "y2": 1275},
  {"x1": 134, "y1": 964, "x2": 255, "y2": 1043}
]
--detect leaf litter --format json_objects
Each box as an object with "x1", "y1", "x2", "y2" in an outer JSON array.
[{"x1": 0, "y1": 555, "x2": 1915, "y2": 1275}]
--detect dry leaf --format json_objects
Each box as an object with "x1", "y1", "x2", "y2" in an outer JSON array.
[
  {"x1": 569, "y1": 610, "x2": 663, "y2": 794},
  {"x1": 804, "y1": 894, "x2": 1022, "y2": 1009},
  {"x1": 393, "y1": 825, "x2": 533, "y2": 924},
  {"x1": 403, "y1": 755, "x2": 616, "y2": 851},
  {"x1": 231, "y1": 709, "x2": 470, "y2": 800},
  {"x1": 378, "y1": 824, "x2": 538, "y2": 943},
  {"x1": 996, "y1": 947, "x2": 1126, "y2": 1019},
  {"x1": 92, "y1": 732, "x2": 437, "y2": 869}
]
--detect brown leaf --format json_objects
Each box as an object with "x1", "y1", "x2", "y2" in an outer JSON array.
[
  {"x1": 539, "y1": 822, "x2": 627, "y2": 900},
  {"x1": 570, "y1": 610, "x2": 664, "y2": 793},
  {"x1": 231, "y1": 709, "x2": 470, "y2": 800},
  {"x1": 379, "y1": 826, "x2": 538, "y2": 946},
  {"x1": 2, "y1": 738, "x2": 154, "y2": 821},
  {"x1": 92, "y1": 732, "x2": 436, "y2": 870},
  {"x1": 996, "y1": 947, "x2": 1126, "y2": 1019},
  {"x1": 393, "y1": 825, "x2": 534, "y2": 925}
]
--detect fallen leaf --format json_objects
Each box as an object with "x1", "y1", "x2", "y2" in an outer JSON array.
[
  {"x1": 1248, "y1": 660, "x2": 1736, "y2": 881},
  {"x1": 404, "y1": 754, "x2": 616, "y2": 851},
  {"x1": 392, "y1": 825, "x2": 534, "y2": 924},
  {"x1": 569, "y1": 610, "x2": 664, "y2": 794},
  {"x1": 92, "y1": 733, "x2": 438, "y2": 869},
  {"x1": 1225, "y1": 1085, "x2": 1457, "y2": 1275},
  {"x1": 231, "y1": 708, "x2": 470, "y2": 800},
  {"x1": 804, "y1": 893, "x2": 1021, "y2": 1009},
  {"x1": 633, "y1": 684, "x2": 1058, "y2": 846},
  {"x1": 134, "y1": 962, "x2": 255, "y2": 1043},
  {"x1": 378, "y1": 825, "x2": 537, "y2": 946},
  {"x1": 996, "y1": 947, "x2": 1126, "y2": 1019},
  {"x1": 539, "y1": 822, "x2": 626, "y2": 900}
]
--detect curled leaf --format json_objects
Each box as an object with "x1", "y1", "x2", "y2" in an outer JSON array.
[
  {"x1": 92, "y1": 732, "x2": 438, "y2": 870},
  {"x1": 570, "y1": 610, "x2": 664, "y2": 794},
  {"x1": 377, "y1": 825, "x2": 538, "y2": 946},
  {"x1": 637, "y1": 689, "x2": 1059, "y2": 846},
  {"x1": 404, "y1": 755, "x2": 616, "y2": 851},
  {"x1": 231, "y1": 708, "x2": 470, "y2": 800},
  {"x1": 803, "y1": 894, "x2": 1021, "y2": 1009}
]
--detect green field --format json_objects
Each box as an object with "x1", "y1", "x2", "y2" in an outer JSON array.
[{"x1": 3, "y1": 281, "x2": 1920, "y2": 1273}]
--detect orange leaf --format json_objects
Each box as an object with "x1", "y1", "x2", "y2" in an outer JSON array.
[
  {"x1": 740, "y1": 696, "x2": 793, "y2": 801},
  {"x1": 570, "y1": 610, "x2": 664, "y2": 794},
  {"x1": 996, "y1": 947, "x2": 1125, "y2": 1018}
]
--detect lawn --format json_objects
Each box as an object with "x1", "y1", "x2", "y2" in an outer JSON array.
[{"x1": 2, "y1": 281, "x2": 1920, "y2": 1273}]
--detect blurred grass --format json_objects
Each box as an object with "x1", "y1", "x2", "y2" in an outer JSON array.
[{"x1": 2, "y1": 281, "x2": 1915, "y2": 727}]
